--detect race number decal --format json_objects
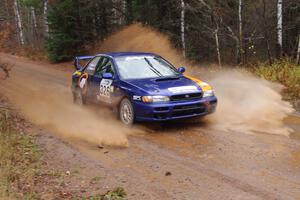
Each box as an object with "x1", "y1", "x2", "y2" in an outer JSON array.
[
  {"x1": 99, "y1": 79, "x2": 113, "y2": 98},
  {"x1": 79, "y1": 78, "x2": 86, "y2": 89}
]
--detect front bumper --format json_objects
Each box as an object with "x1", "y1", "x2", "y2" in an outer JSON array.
[{"x1": 133, "y1": 96, "x2": 217, "y2": 122}]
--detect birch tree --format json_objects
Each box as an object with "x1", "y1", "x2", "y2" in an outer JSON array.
[
  {"x1": 196, "y1": 0, "x2": 222, "y2": 67},
  {"x1": 297, "y1": 34, "x2": 300, "y2": 65},
  {"x1": 214, "y1": 25, "x2": 221, "y2": 68},
  {"x1": 13, "y1": 0, "x2": 25, "y2": 45},
  {"x1": 30, "y1": 6, "x2": 37, "y2": 40},
  {"x1": 238, "y1": 0, "x2": 243, "y2": 64},
  {"x1": 181, "y1": 0, "x2": 186, "y2": 57},
  {"x1": 31, "y1": 7, "x2": 37, "y2": 29},
  {"x1": 277, "y1": 0, "x2": 283, "y2": 57},
  {"x1": 262, "y1": 0, "x2": 273, "y2": 65},
  {"x1": 43, "y1": 0, "x2": 49, "y2": 35}
]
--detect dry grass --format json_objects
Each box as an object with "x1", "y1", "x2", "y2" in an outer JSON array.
[
  {"x1": 0, "y1": 107, "x2": 127, "y2": 199},
  {"x1": 84, "y1": 187, "x2": 127, "y2": 200},
  {"x1": 0, "y1": 62, "x2": 13, "y2": 79},
  {"x1": 0, "y1": 109, "x2": 40, "y2": 199}
]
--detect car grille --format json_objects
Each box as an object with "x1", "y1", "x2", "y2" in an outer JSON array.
[
  {"x1": 170, "y1": 93, "x2": 202, "y2": 101},
  {"x1": 172, "y1": 103, "x2": 206, "y2": 117}
]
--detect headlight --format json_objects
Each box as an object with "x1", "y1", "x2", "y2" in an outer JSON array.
[
  {"x1": 142, "y1": 96, "x2": 170, "y2": 103},
  {"x1": 203, "y1": 90, "x2": 215, "y2": 97}
]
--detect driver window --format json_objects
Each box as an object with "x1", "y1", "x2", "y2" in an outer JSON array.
[
  {"x1": 85, "y1": 57, "x2": 100, "y2": 75},
  {"x1": 95, "y1": 57, "x2": 114, "y2": 77}
]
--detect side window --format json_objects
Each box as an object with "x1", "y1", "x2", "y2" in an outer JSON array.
[
  {"x1": 85, "y1": 57, "x2": 101, "y2": 75},
  {"x1": 95, "y1": 57, "x2": 115, "y2": 77}
]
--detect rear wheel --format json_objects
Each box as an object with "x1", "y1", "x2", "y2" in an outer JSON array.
[{"x1": 119, "y1": 98, "x2": 135, "y2": 125}]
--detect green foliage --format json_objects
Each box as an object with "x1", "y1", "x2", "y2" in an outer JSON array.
[
  {"x1": 254, "y1": 60, "x2": 300, "y2": 109},
  {"x1": 45, "y1": 0, "x2": 116, "y2": 62},
  {"x1": 20, "y1": 0, "x2": 40, "y2": 7},
  {"x1": 45, "y1": 0, "x2": 82, "y2": 62}
]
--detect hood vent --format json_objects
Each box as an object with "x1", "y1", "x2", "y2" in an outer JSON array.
[{"x1": 155, "y1": 77, "x2": 180, "y2": 82}]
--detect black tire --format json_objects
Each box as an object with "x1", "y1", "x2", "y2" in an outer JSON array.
[
  {"x1": 73, "y1": 87, "x2": 85, "y2": 106},
  {"x1": 119, "y1": 98, "x2": 135, "y2": 125}
]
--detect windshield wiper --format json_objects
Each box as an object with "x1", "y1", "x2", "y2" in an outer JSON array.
[{"x1": 144, "y1": 58, "x2": 163, "y2": 77}]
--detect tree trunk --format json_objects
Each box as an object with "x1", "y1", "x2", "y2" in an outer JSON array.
[
  {"x1": 121, "y1": 0, "x2": 126, "y2": 25},
  {"x1": 4, "y1": 0, "x2": 10, "y2": 17},
  {"x1": 297, "y1": 34, "x2": 300, "y2": 65},
  {"x1": 214, "y1": 28, "x2": 221, "y2": 68},
  {"x1": 277, "y1": 0, "x2": 283, "y2": 58},
  {"x1": 238, "y1": 0, "x2": 243, "y2": 64},
  {"x1": 31, "y1": 6, "x2": 38, "y2": 41},
  {"x1": 43, "y1": 0, "x2": 49, "y2": 36},
  {"x1": 180, "y1": 0, "x2": 186, "y2": 57},
  {"x1": 126, "y1": 0, "x2": 133, "y2": 23},
  {"x1": 13, "y1": 0, "x2": 25, "y2": 45},
  {"x1": 31, "y1": 7, "x2": 37, "y2": 29},
  {"x1": 225, "y1": 25, "x2": 240, "y2": 65},
  {"x1": 112, "y1": 0, "x2": 118, "y2": 25},
  {"x1": 262, "y1": 0, "x2": 272, "y2": 65}
]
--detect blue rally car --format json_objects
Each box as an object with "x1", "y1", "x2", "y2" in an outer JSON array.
[{"x1": 71, "y1": 52, "x2": 217, "y2": 125}]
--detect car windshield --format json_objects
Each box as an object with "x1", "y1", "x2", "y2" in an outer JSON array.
[{"x1": 115, "y1": 56, "x2": 180, "y2": 80}]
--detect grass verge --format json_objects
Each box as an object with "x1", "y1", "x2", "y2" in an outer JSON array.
[
  {"x1": 0, "y1": 107, "x2": 127, "y2": 199},
  {"x1": 0, "y1": 108, "x2": 40, "y2": 199},
  {"x1": 253, "y1": 60, "x2": 300, "y2": 111}
]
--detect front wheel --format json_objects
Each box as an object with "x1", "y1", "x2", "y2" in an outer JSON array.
[{"x1": 119, "y1": 98, "x2": 135, "y2": 125}]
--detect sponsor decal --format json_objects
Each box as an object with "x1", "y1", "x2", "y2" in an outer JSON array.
[
  {"x1": 125, "y1": 56, "x2": 153, "y2": 61},
  {"x1": 168, "y1": 86, "x2": 198, "y2": 94},
  {"x1": 133, "y1": 96, "x2": 141, "y2": 101}
]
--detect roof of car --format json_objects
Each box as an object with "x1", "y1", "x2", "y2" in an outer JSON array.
[{"x1": 96, "y1": 52, "x2": 157, "y2": 58}]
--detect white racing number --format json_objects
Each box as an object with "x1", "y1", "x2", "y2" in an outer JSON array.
[
  {"x1": 79, "y1": 78, "x2": 86, "y2": 89},
  {"x1": 99, "y1": 79, "x2": 113, "y2": 98}
]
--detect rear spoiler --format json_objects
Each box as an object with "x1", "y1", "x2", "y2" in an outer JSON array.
[{"x1": 74, "y1": 56, "x2": 94, "y2": 70}]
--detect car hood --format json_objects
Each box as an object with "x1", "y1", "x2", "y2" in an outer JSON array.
[{"x1": 124, "y1": 76, "x2": 202, "y2": 96}]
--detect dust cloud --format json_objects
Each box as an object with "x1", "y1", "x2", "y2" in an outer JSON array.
[
  {"x1": 94, "y1": 23, "x2": 188, "y2": 67},
  {"x1": 207, "y1": 71, "x2": 294, "y2": 135},
  {"x1": 1, "y1": 23, "x2": 294, "y2": 147},
  {"x1": 95, "y1": 23, "x2": 294, "y2": 135},
  {"x1": 0, "y1": 62, "x2": 130, "y2": 147}
]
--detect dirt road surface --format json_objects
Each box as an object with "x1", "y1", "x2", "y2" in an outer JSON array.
[{"x1": 1, "y1": 53, "x2": 300, "y2": 200}]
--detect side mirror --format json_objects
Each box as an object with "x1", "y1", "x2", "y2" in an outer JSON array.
[
  {"x1": 177, "y1": 67, "x2": 186, "y2": 74},
  {"x1": 102, "y1": 73, "x2": 113, "y2": 79}
]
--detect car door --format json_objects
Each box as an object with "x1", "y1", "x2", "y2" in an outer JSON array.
[
  {"x1": 93, "y1": 56, "x2": 115, "y2": 104},
  {"x1": 82, "y1": 56, "x2": 101, "y2": 100}
]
